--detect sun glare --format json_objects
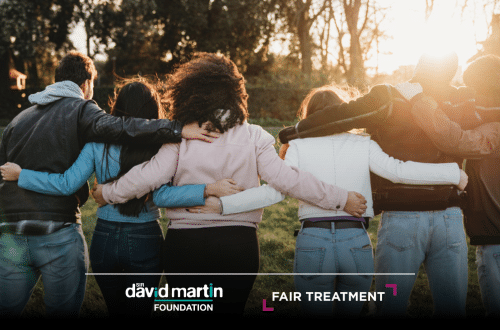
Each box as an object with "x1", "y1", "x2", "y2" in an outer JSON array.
[
  {"x1": 376, "y1": 1, "x2": 486, "y2": 75},
  {"x1": 417, "y1": 15, "x2": 476, "y2": 63}
]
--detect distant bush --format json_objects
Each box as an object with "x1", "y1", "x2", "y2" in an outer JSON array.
[{"x1": 1, "y1": 86, "x2": 306, "y2": 123}]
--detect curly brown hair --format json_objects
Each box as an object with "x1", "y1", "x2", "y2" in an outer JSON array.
[{"x1": 165, "y1": 52, "x2": 248, "y2": 133}]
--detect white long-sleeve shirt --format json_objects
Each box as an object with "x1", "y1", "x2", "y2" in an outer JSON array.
[{"x1": 220, "y1": 132, "x2": 461, "y2": 218}]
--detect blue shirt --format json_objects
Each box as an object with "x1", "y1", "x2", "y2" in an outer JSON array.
[{"x1": 17, "y1": 142, "x2": 206, "y2": 223}]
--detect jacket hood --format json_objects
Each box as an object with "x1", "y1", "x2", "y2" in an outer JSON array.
[{"x1": 28, "y1": 81, "x2": 84, "y2": 105}]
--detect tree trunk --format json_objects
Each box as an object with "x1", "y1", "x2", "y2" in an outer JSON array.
[{"x1": 297, "y1": 10, "x2": 313, "y2": 77}]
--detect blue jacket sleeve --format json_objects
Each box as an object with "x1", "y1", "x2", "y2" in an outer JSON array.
[
  {"x1": 17, "y1": 143, "x2": 95, "y2": 196},
  {"x1": 152, "y1": 183, "x2": 206, "y2": 208}
]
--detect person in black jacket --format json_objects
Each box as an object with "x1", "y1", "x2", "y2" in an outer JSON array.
[
  {"x1": 278, "y1": 52, "x2": 500, "y2": 318},
  {"x1": 0, "y1": 51, "x2": 217, "y2": 318}
]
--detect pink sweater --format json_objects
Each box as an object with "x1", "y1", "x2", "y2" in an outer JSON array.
[{"x1": 102, "y1": 122, "x2": 349, "y2": 228}]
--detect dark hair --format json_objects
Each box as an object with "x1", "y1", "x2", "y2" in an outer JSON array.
[
  {"x1": 165, "y1": 52, "x2": 248, "y2": 133},
  {"x1": 463, "y1": 54, "x2": 500, "y2": 97},
  {"x1": 279, "y1": 85, "x2": 356, "y2": 159},
  {"x1": 55, "y1": 51, "x2": 97, "y2": 87},
  {"x1": 103, "y1": 77, "x2": 164, "y2": 217}
]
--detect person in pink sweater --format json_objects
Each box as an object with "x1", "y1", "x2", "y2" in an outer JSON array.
[{"x1": 92, "y1": 52, "x2": 367, "y2": 317}]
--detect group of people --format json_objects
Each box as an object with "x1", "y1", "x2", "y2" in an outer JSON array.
[{"x1": 0, "y1": 48, "x2": 498, "y2": 319}]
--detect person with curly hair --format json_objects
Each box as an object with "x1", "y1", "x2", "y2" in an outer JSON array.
[
  {"x1": 191, "y1": 84, "x2": 467, "y2": 317},
  {"x1": 0, "y1": 77, "x2": 239, "y2": 318},
  {"x1": 92, "y1": 52, "x2": 368, "y2": 317},
  {"x1": 0, "y1": 51, "x2": 217, "y2": 318}
]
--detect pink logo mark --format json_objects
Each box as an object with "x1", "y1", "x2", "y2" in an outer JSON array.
[
  {"x1": 262, "y1": 299, "x2": 274, "y2": 311},
  {"x1": 386, "y1": 284, "x2": 397, "y2": 296}
]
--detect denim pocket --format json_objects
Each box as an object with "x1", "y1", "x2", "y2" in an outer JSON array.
[
  {"x1": 443, "y1": 208, "x2": 466, "y2": 253},
  {"x1": 89, "y1": 230, "x2": 109, "y2": 266},
  {"x1": 127, "y1": 233, "x2": 163, "y2": 270},
  {"x1": 351, "y1": 243, "x2": 374, "y2": 278},
  {"x1": 44, "y1": 237, "x2": 78, "y2": 277},
  {"x1": 294, "y1": 247, "x2": 326, "y2": 280},
  {"x1": 379, "y1": 212, "x2": 420, "y2": 252}
]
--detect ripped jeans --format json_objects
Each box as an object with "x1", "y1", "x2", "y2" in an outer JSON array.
[
  {"x1": 374, "y1": 207, "x2": 468, "y2": 318},
  {"x1": 293, "y1": 222, "x2": 374, "y2": 317}
]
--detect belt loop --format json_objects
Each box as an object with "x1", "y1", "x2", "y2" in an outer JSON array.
[{"x1": 331, "y1": 221, "x2": 335, "y2": 234}]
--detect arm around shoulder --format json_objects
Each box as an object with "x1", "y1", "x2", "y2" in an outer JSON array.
[
  {"x1": 411, "y1": 95, "x2": 500, "y2": 157},
  {"x1": 79, "y1": 102, "x2": 183, "y2": 145},
  {"x1": 295, "y1": 84, "x2": 394, "y2": 139}
]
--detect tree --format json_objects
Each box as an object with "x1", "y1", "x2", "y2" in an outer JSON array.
[
  {"x1": 0, "y1": 0, "x2": 79, "y2": 117},
  {"x1": 96, "y1": 0, "x2": 278, "y2": 77},
  {"x1": 331, "y1": 0, "x2": 389, "y2": 87},
  {"x1": 279, "y1": 0, "x2": 330, "y2": 77},
  {"x1": 74, "y1": 0, "x2": 119, "y2": 59},
  {"x1": 156, "y1": 0, "x2": 279, "y2": 73}
]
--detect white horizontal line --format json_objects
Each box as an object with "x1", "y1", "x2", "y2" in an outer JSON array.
[{"x1": 86, "y1": 273, "x2": 415, "y2": 276}]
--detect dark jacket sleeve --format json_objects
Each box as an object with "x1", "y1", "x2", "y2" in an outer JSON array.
[
  {"x1": 279, "y1": 84, "x2": 396, "y2": 143},
  {"x1": 78, "y1": 101, "x2": 183, "y2": 145}
]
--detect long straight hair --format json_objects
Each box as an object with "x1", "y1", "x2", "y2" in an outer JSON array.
[
  {"x1": 102, "y1": 78, "x2": 165, "y2": 216},
  {"x1": 279, "y1": 85, "x2": 356, "y2": 159}
]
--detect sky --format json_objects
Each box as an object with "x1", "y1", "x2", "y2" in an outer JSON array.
[
  {"x1": 69, "y1": 0, "x2": 492, "y2": 75},
  {"x1": 374, "y1": 0, "x2": 487, "y2": 74}
]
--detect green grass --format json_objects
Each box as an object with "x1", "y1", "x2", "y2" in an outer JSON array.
[
  {"x1": 1, "y1": 125, "x2": 487, "y2": 318},
  {"x1": 18, "y1": 196, "x2": 486, "y2": 319}
]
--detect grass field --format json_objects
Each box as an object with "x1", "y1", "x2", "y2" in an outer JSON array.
[
  {"x1": 19, "y1": 197, "x2": 486, "y2": 319},
  {"x1": 1, "y1": 126, "x2": 488, "y2": 318}
]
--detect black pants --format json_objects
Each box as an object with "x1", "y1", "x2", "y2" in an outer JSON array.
[{"x1": 163, "y1": 226, "x2": 259, "y2": 317}]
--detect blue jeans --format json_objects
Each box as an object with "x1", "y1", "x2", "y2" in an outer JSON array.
[
  {"x1": 0, "y1": 223, "x2": 88, "y2": 317},
  {"x1": 90, "y1": 219, "x2": 164, "y2": 318},
  {"x1": 476, "y1": 244, "x2": 500, "y2": 317},
  {"x1": 293, "y1": 222, "x2": 374, "y2": 317},
  {"x1": 374, "y1": 207, "x2": 468, "y2": 317}
]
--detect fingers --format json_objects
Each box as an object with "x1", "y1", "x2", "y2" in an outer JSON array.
[
  {"x1": 197, "y1": 134, "x2": 218, "y2": 143},
  {"x1": 186, "y1": 207, "x2": 208, "y2": 214},
  {"x1": 0, "y1": 163, "x2": 20, "y2": 181},
  {"x1": 198, "y1": 121, "x2": 221, "y2": 141},
  {"x1": 354, "y1": 192, "x2": 367, "y2": 204}
]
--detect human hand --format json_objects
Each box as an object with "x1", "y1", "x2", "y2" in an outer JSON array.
[
  {"x1": 205, "y1": 179, "x2": 244, "y2": 197},
  {"x1": 181, "y1": 121, "x2": 221, "y2": 143},
  {"x1": 343, "y1": 191, "x2": 367, "y2": 218},
  {"x1": 91, "y1": 184, "x2": 108, "y2": 207},
  {"x1": 394, "y1": 82, "x2": 423, "y2": 101},
  {"x1": 186, "y1": 196, "x2": 221, "y2": 214},
  {"x1": 0, "y1": 162, "x2": 22, "y2": 181},
  {"x1": 457, "y1": 170, "x2": 468, "y2": 191}
]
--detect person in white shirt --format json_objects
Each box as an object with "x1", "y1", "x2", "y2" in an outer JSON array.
[{"x1": 191, "y1": 84, "x2": 468, "y2": 317}]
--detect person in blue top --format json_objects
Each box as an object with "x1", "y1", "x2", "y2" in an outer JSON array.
[{"x1": 0, "y1": 78, "x2": 243, "y2": 318}]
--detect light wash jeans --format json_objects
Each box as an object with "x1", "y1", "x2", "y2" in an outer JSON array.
[
  {"x1": 476, "y1": 244, "x2": 500, "y2": 317},
  {"x1": 374, "y1": 207, "x2": 468, "y2": 318},
  {"x1": 0, "y1": 223, "x2": 88, "y2": 318},
  {"x1": 293, "y1": 222, "x2": 374, "y2": 317}
]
